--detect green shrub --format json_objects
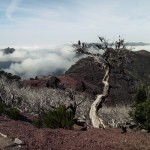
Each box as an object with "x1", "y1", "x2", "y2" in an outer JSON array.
[
  {"x1": 131, "y1": 85, "x2": 150, "y2": 130},
  {"x1": 0, "y1": 101, "x2": 6, "y2": 115},
  {"x1": 33, "y1": 105, "x2": 74, "y2": 129},
  {"x1": 32, "y1": 118, "x2": 43, "y2": 128},
  {"x1": 0, "y1": 100, "x2": 23, "y2": 120},
  {"x1": 44, "y1": 105, "x2": 74, "y2": 129},
  {"x1": 133, "y1": 84, "x2": 147, "y2": 104},
  {"x1": 6, "y1": 108, "x2": 21, "y2": 120}
]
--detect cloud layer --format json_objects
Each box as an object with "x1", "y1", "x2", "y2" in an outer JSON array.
[
  {"x1": 0, "y1": 45, "x2": 76, "y2": 79},
  {"x1": 0, "y1": 43, "x2": 150, "y2": 79}
]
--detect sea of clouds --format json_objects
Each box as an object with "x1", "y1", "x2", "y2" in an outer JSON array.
[
  {"x1": 128, "y1": 45, "x2": 150, "y2": 51},
  {"x1": 0, "y1": 44, "x2": 78, "y2": 79},
  {"x1": 0, "y1": 44, "x2": 149, "y2": 79}
]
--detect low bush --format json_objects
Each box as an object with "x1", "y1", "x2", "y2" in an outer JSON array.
[
  {"x1": 6, "y1": 108, "x2": 22, "y2": 120},
  {"x1": 0, "y1": 100, "x2": 22, "y2": 120},
  {"x1": 130, "y1": 85, "x2": 150, "y2": 130},
  {"x1": 33, "y1": 105, "x2": 74, "y2": 129},
  {"x1": 133, "y1": 84, "x2": 147, "y2": 104},
  {"x1": 0, "y1": 101, "x2": 6, "y2": 115},
  {"x1": 32, "y1": 118, "x2": 43, "y2": 128}
]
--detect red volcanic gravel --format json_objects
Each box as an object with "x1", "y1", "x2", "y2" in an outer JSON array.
[{"x1": 0, "y1": 116, "x2": 150, "y2": 150}]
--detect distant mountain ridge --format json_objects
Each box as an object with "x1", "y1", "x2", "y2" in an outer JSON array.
[
  {"x1": 126, "y1": 42, "x2": 150, "y2": 46},
  {"x1": 0, "y1": 47, "x2": 16, "y2": 70},
  {"x1": 0, "y1": 47, "x2": 15, "y2": 55}
]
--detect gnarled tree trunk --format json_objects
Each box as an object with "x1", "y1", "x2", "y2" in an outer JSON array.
[
  {"x1": 89, "y1": 64, "x2": 110, "y2": 128},
  {"x1": 74, "y1": 36, "x2": 127, "y2": 128}
]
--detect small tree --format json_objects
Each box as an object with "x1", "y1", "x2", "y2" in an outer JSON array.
[
  {"x1": 43, "y1": 105, "x2": 74, "y2": 129},
  {"x1": 33, "y1": 105, "x2": 74, "y2": 129},
  {"x1": 131, "y1": 85, "x2": 150, "y2": 130},
  {"x1": 133, "y1": 84, "x2": 147, "y2": 104},
  {"x1": 73, "y1": 36, "x2": 130, "y2": 128}
]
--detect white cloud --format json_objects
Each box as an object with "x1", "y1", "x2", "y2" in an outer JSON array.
[
  {"x1": 3, "y1": 45, "x2": 77, "y2": 79},
  {"x1": 6, "y1": 0, "x2": 22, "y2": 22}
]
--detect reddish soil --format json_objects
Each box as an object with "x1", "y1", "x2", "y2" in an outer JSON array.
[
  {"x1": 22, "y1": 75, "x2": 78, "y2": 88},
  {"x1": 0, "y1": 116, "x2": 150, "y2": 150},
  {"x1": 58, "y1": 75, "x2": 78, "y2": 87},
  {"x1": 22, "y1": 79, "x2": 48, "y2": 87}
]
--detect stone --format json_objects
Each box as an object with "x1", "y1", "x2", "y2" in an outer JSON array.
[
  {"x1": 14, "y1": 138, "x2": 25, "y2": 145},
  {"x1": 141, "y1": 129, "x2": 148, "y2": 133},
  {"x1": 0, "y1": 134, "x2": 21, "y2": 149},
  {"x1": 0, "y1": 132, "x2": 7, "y2": 138},
  {"x1": 73, "y1": 124, "x2": 87, "y2": 131}
]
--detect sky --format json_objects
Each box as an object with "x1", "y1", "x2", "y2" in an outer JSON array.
[
  {"x1": 1, "y1": 0, "x2": 150, "y2": 47},
  {"x1": 0, "y1": 0, "x2": 150, "y2": 78}
]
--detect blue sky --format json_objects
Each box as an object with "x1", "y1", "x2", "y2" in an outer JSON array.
[{"x1": 1, "y1": 0, "x2": 150, "y2": 47}]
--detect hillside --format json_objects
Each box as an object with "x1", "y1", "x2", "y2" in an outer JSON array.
[
  {"x1": 65, "y1": 50, "x2": 150, "y2": 105},
  {"x1": 22, "y1": 49, "x2": 150, "y2": 106}
]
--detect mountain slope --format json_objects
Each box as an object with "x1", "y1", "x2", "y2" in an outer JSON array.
[{"x1": 65, "y1": 50, "x2": 150, "y2": 105}]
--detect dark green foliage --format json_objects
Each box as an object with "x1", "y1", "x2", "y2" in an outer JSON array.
[
  {"x1": 134, "y1": 84, "x2": 147, "y2": 104},
  {"x1": 5, "y1": 108, "x2": 21, "y2": 120},
  {"x1": 0, "y1": 100, "x2": 22, "y2": 120},
  {"x1": 32, "y1": 118, "x2": 43, "y2": 128},
  {"x1": 0, "y1": 101, "x2": 6, "y2": 115},
  {"x1": 12, "y1": 75, "x2": 21, "y2": 80},
  {"x1": 131, "y1": 85, "x2": 150, "y2": 130},
  {"x1": 33, "y1": 105, "x2": 74, "y2": 129},
  {"x1": 44, "y1": 105, "x2": 74, "y2": 129},
  {"x1": 0, "y1": 71, "x2": 21, "y2": 80}
]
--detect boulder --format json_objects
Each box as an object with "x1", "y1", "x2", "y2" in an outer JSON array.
[{"x1": 14, "y1": 138, "x2": 25, "y2": 145}]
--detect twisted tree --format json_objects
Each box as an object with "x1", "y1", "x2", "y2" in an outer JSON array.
[{"x1": 73, "y1": 37, "x2": 130, "y2": 128}]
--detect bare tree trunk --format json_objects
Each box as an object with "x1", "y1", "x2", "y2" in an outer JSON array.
[{"x1": 89, "y1": 64, "x2": 110, "y2": 128}]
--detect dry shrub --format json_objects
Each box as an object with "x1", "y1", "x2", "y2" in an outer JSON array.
[
  {"x1": 99, "y1": 105, "x2": 132, "y2": 127},
  {"x1": 0, "y1": 76, "x2": 91, "y2": 121},
  {"x1": 0, "y1": 76, "x2": 132, "y2": 127}
]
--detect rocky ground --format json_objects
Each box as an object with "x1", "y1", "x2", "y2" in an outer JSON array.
[{"x1": 0, "y1": 115, "x2": 150, "y2": 150}]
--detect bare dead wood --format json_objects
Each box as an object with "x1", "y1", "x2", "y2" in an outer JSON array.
[{"x1": 73, "y1": 36, "x2": 129, "y2": 128}]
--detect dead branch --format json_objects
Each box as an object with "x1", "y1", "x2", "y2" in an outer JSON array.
[{"x1": 73, "y1": 36, "x2": 129, "y2": 128}]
